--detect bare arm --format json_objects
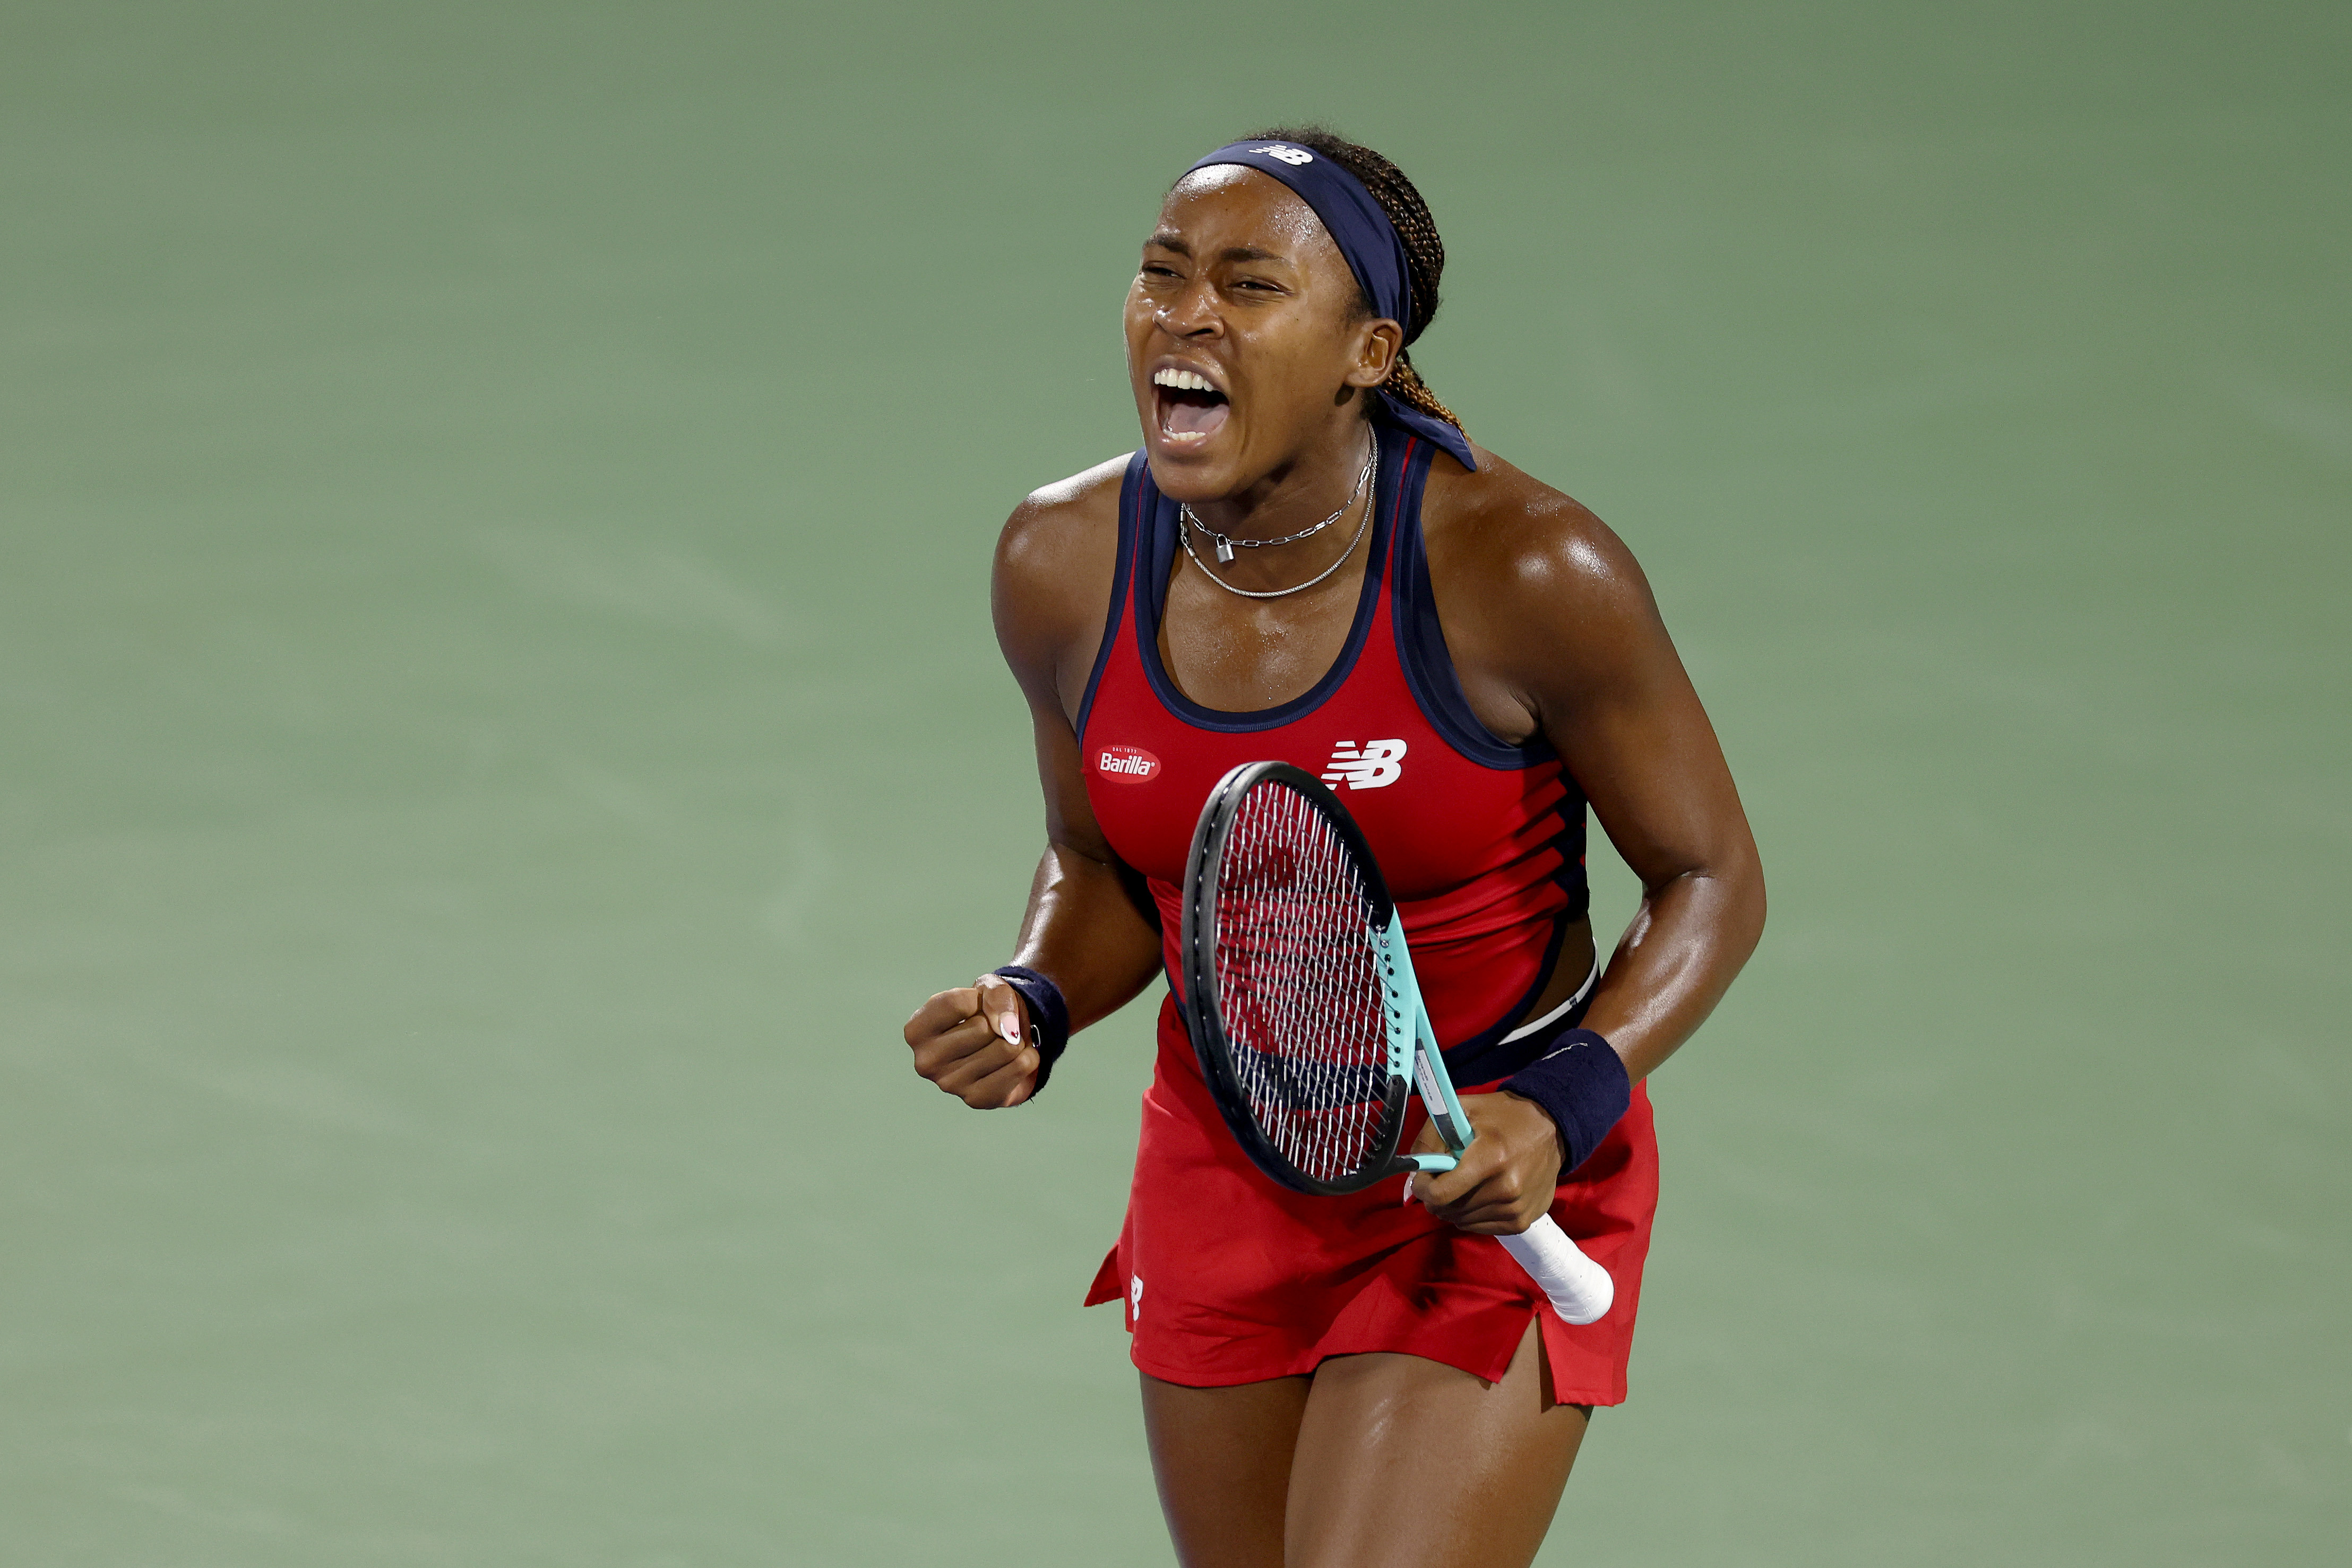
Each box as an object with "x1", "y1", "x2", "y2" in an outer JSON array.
[
  {"x1": 1510, "y1": 517, "x2": 1764, "y2": 1081},
  {"x1": 903, "y1": 464, "x2": 1165, "y2": 1108},
  {"x1": 1005, "y1": 707, "x2": 1166, "y2": 1032},
  {"x1": 1413, "y1": 466, "x2": 1764, "y2": 1230}
]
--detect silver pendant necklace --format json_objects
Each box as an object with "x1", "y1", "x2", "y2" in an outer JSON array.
[
  {"x1": 1178, "y1": 441, "x2": 1378, "y2": 600},
  {"x1": 1181, "y1": 437, "x2": 1376, "y2": 565}
]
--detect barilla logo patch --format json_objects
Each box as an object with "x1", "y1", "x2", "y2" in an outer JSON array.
[
  {"x1": 1322, "y1": 739, "x2": 1407, "y2": 790},
  {"x1": 1250, "y1": 143, "x2": 1314, "y2": 166},
  {"x1": 1097, "y1": 745, "x2": 1161, "y2": 782}
]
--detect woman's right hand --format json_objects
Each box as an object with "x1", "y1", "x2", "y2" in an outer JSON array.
[{"x1": 903, "y1": 975, "x2": 1040, "y2": 1108}]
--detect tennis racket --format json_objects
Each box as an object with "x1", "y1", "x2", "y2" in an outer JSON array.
[{"x1": 1178, "y1": 760, "x2": 1614, "y2": 1325}]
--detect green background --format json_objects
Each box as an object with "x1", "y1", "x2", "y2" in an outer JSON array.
[{"x1": 4, "y1": 2, "x2": 2345, "y2": 1562}]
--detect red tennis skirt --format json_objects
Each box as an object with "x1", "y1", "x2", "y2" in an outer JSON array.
[{"x1": 1085, "y1": 996, "x2": 1660, "y2": 1405}]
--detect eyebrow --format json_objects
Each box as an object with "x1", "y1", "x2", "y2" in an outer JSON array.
[{"x1": 1145, "y1": 232, "x2": 1291, "y2": 266}]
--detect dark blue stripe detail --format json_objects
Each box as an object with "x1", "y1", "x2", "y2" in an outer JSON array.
[
  {"x1": 1436, "y1": 911, "x2": 1572, "y2": 1086},
  {"x1": 1388, "y1": 464, "x2": 1554, "y2": 772},
  {"x1": 1131, "y1": 425, "x2": 1408, "y2": 735},
  {"x1": 1441, "y1": 957, "x2": 1599, "y2": 1089},
  {"x1": 1434, "y1": 786, "x2": 1597, "y2": 1081},
  {"x1": 1386, "y1": 446, "x2": 1592, "y2": 935},
  {"x1": 1072, "y1": 452, "x2": 1147, "y2": 744},
  {"x1": 1552, "y1": 802, "x2": 1592, "y2": 925}
]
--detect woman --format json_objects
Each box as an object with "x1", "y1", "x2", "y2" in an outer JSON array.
[{"x1": 904, "y1": 127, "x2": 1763, "y2": 1568}]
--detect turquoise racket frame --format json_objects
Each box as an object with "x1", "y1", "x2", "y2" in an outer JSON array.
[{"x1": 1373, "y1": 908, "x2": 1475, "y2": 1174}]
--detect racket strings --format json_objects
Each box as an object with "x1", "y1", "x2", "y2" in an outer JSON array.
[{"x1": 1213, "y1": 782, "x2": 1391, "y2": 1183}]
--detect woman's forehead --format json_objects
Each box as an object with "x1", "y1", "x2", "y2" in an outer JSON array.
[{"x1": 1156, "y1": 165, "x2": 1336, "y2": 262}]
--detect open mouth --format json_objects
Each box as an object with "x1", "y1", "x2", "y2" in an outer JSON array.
[{"x1": 1152, "y1": 366, "x2": 1230, "y2": 444}]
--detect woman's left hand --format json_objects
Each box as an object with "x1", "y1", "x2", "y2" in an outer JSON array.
[{"x1": 1406, "y1": 1092, "x2": 1565, "y2": 1235}]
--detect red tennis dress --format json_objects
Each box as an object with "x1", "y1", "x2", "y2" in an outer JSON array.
[{"x1": 1076, "y1": 426, "x2": 1659, "y2": 1405}]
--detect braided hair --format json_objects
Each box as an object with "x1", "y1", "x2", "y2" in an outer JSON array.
[{"x1": 1242, "y1": 125, "x2": 1463, "y2": 434}]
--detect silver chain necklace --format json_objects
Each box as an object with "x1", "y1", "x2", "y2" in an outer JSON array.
[
  {"x1": 1178, "y1": 442, "x2": 1378, "y2": 601},
  {"x1": 1180, "y1": 437, "x2": 1376, "y2": 564}
]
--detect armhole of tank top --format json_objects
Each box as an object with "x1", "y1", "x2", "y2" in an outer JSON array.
[
  {"x1": 1072, "y1": 452, "x2": 1146, "y2": 745},
  {"x1": 1389, "y1": 450, "x2": 1557, "y2": 771}
]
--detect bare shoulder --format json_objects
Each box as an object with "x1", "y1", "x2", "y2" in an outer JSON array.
[
  {"x1": 1419, "y1": 442, "x2": 1674, "y2": 712},
  {"x1": 993, "y1": 452, "x2": 1133, "y2": 716},
  {"x1": 1421, "y1": 442, "x2": 1654, "y2": 616}
]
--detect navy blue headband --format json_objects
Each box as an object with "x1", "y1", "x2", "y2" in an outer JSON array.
[{"x1": 1181, "y1": 140, "x2": 1475, "y2": 471}]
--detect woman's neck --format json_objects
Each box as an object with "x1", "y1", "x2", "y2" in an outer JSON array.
[
  {"x1": 1172, "y1": 420, "x2": 1382, "y2": 600},
  {"x1": 1184, "y1": 419, "x2": 1377, "y2": 542}
]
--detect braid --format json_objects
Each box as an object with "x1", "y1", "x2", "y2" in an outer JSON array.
[
  {"x1": 1383, "y1": 352, "x2": 1461, "y2": 429},
  {"x1": 1245, "y1": 125, "x2": 1464, "y2": 434}
]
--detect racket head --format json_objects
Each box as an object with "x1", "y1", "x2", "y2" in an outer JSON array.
[{"x1": 1181, "y1": 761, "x2": 1410, "y2": 1196}]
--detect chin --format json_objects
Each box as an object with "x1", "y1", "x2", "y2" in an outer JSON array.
[{"x1": 1142, "y1": 437, "x2": 1246, "y2": 502}]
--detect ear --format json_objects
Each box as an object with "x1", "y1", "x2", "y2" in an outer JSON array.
[{"x1": 1343, "y1": 317, "x2": 1405, "y2": 389}]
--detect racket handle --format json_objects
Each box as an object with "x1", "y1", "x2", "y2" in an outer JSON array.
[{"x1": 1497, "y1": 1216, "x2": 1614, "y2": 1326}]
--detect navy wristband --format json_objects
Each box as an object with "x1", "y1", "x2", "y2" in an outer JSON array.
[
  {"x1": 1501, "y1": 1028, "x2": 1630, "y2": 1175},
  {"x1": 987, "y1": 965, "x2": 1070, "y2": 1096}
]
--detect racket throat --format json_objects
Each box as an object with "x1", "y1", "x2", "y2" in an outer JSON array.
[
  {"x1": 1413, "y1": 1049, "x2": 1470, "y2": 1154},
  {"x1": 1374, "y1": 908, "x2": 1474, "y2": 1170}
]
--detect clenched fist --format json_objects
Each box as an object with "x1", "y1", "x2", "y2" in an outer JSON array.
[{"x1": 904, "y1": 975, "x2": 1040, "y2": 1108}]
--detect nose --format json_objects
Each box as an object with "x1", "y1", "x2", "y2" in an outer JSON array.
[{"x1": 1154, "y1": 279, "x2": 1222, "y2": 340}]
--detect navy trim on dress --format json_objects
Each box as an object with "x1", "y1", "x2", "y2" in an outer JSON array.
[
  {"x1": 1552, "y1": 805, "x2": 1592, "y2": 925},
  {"x1": 1388, "y1": 463, "x2": 1555, "y2": 772},
  {"x1": 1385, "y1": 440, "x2": 1592, "y2": 1079},
  {"x1": 1442, "y1": 956, "x2": 1598, "y2": 1088},
  {"x1": 1131, "y1": 426, "x2": 1409, "y2": 735},
  {"x1": 1437, "y1": 911, "x2": 1573, "y2": 1085},
  {"x1": 1433, "y1": 794, "x2": 1596, "y2": 1087},
  {"x1": 1436, "y1": 797, "x2": 1595, "y2": 1083},
  {"x1": 1073, "y1": 452, "x2": 1147, "y2": 744}
]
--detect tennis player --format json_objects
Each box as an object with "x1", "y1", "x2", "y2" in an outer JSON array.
[{"x1": 904, "y1": 127, "x2": 1764, "y2": 1568}]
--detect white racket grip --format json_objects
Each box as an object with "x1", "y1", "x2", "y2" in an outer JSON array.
[{"x1": 1498, "y1": 1216, "x2": 1614, "y2": 1325}]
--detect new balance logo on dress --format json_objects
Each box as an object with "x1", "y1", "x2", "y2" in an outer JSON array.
[{"x1": 1322, "y1": 739, "x2": 1407, "y2": 790}]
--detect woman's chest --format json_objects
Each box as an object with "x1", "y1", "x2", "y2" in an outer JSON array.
[
  {"x1": 1082, "y1": 649, "x2": 1560, "y2": 899},
  {"x1": 1154, "y1": 575, "x2": 1363, "y2": 714}
]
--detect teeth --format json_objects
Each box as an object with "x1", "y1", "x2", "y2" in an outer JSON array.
[{"x1": 1153, "y1": 368, "x2": 1219, "y2": 393}]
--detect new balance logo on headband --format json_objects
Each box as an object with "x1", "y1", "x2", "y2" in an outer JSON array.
[
  {"x1": 1250, "y1": 143, "x2": 1315, "y2": 166},
  {"x1": 1322, "y1": 739, "x2": 1406, "y2": 790}
]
